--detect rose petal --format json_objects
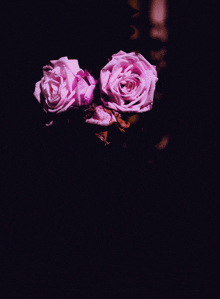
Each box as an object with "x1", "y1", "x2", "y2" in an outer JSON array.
[
  {"x1": 100, "y1": 70, "x2": 111, "y2": 92},
  {"x1": 33, "y1": 81, "x2": 41, "y2": 103},
  {"x1": 85, "y1": 105, "x2": 117, "y2": 126},
  {"x1": 85, "y1": 70, "x2": 97, "y2": 85},
  {"x1": 67, "y1": 59, "x2": 81, "y2": 74},
  {"x1": 83, "y1": 84, "x2": 95, "y2": 104}
]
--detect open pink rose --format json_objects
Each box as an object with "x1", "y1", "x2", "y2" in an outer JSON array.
[
  {"x1": 34, "y1": 57, "x2": 96, "y2": 113},
  {"x1": 100, "y1": 51, "x2": 158, "y2": 113}
]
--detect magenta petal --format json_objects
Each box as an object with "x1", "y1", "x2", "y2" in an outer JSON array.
[
  {"x1": 45, "y1": 120, "x2": 54, "y2": 127},
  {"x1": 85, "y1": 70, "x2": 97, "y2": 85},
  {"x1": 84, "y1": 85, "x2": 95, "y2": 104},
  {"x1": 67, "y1": 59, "x2": 81, "y2": 74},
  {"x1": 100, "y1": 70, "x2": 111, "y2": 91},
  {"x1": 33, "y1": 81, "x2": 41, "y2": 103},
  {"x1": 78, "y1": 77, "x2": 88, "y2": 96}
]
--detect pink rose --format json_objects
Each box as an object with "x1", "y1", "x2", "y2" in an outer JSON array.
[
  {"x1": 34, "y1": 57, "x2": 96, "y2": 113},
  {"x1": 100, "y1": 51, "x2": 158, "y2": 113}
]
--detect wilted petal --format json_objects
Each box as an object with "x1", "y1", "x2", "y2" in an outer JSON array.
[
  {"x1": 85, "y1": 105, "x2": 117, "y2": 126},
  {"x1": 45, "y1": 120, "x2": 54, "y2": 127}
]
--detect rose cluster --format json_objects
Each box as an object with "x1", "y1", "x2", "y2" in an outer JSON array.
[{"x1": 34, "y1": 51, "x2": 158, "y2": 128}]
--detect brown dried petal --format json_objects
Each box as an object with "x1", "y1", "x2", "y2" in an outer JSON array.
[{"x1": 95, "y1": 131, "x2": 110, "y2": 145}]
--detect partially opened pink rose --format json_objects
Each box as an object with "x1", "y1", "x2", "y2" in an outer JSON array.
[
  {"x1": 100, "y1": 51, "x2": 158, "y2": 113},
  {"x1": 34, "y1": 57, "x2": 96, "y2": 113}
]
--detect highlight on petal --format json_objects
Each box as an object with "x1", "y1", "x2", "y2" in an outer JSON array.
[{"x1": 67, "y1": 59, "x2": 81, "y2": 74}]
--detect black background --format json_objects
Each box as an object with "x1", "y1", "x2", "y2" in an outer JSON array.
[{"x1": 1, "y1": 0, "x2": 219, "y2": 297}]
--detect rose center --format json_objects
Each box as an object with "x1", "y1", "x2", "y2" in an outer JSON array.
[
  {"x1": 120, "y1": 80, "x2": 135, "y2": 92},
  {"x1": 49, "y1": 78, "x2": 60, "y2": 97}
]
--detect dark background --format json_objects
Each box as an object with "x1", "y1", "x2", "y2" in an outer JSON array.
[{"x1": 1, "y1": 0, "x2": 218, "y2": 297}]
